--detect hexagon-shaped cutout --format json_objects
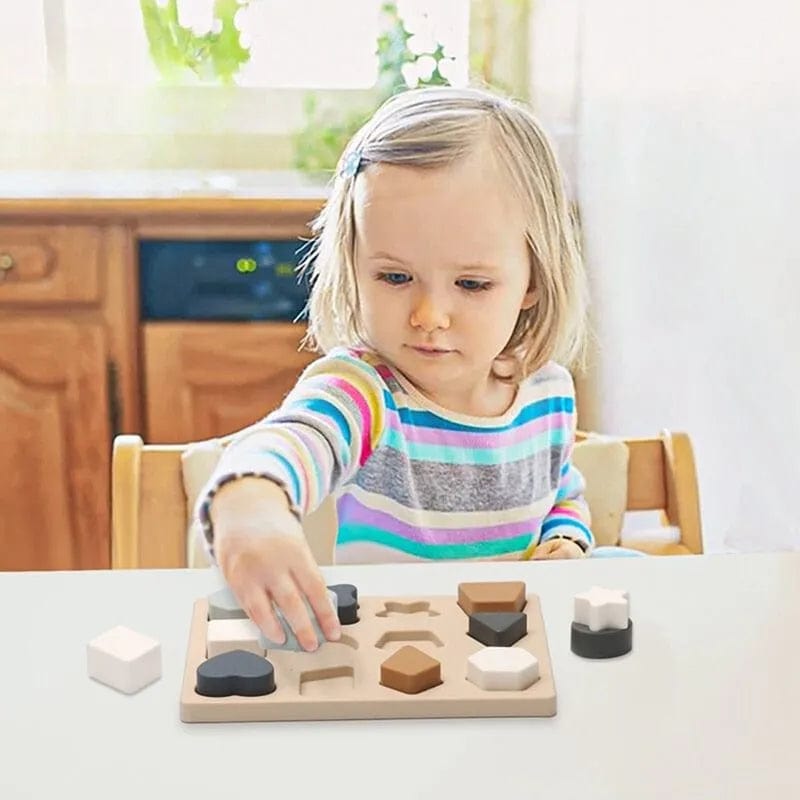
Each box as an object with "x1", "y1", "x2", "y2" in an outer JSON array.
[{"x1": 466, "y1": 646, "x2": 539, "y2": 691}]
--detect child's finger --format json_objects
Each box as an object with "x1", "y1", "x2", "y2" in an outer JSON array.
[
  {"x1": 558, "y1": 539, "x2": 585, "y2": 558},
  {"x1": 242, "y1": 587, "x2": 286, "y2": 644},
  {"x1": 295, "y1": 566, "x2": 341, "y2": 642},
  {"x1": 531, "y1": 539, "x2": 559, "y2": 559},
  {"x1": 270, "y1": 578, "x2": 320, "y2": 651}
]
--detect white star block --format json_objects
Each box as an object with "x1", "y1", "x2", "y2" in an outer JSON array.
[
  {"x1": 87, "y1": 625, "x2": 161, "y2": 694},
  {"x1": 574, "y1": 586, "x2": 630, "y2": 631}
]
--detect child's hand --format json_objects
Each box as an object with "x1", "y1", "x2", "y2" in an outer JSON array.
[
  {"x1": 532, "y1": 537, "x2": 586, "y2": 559},
  {"x1": 210, "y1": 479, "x2": 342, "y2": 651}
]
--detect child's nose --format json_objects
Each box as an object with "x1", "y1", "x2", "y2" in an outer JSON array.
[{"x1": 410, "y1": 294, "x2": 451, "y2": 332}]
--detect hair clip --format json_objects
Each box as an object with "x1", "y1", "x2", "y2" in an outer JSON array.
[{"x1": 340, "y1": 148, "x2": 363, "y2": 179}]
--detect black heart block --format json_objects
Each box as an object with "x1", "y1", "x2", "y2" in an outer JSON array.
[
  {"x1": 196, "y1": 649, "x2": 276, "y2": 697},
  {"x1": 327, "y1": 583, "x2": 359, "y2": 625}
]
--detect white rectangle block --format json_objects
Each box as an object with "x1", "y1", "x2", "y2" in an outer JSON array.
[
  {"x1": 87, "y1": 625, "x2": 161, "y2": 694},
  {"x1": 207, "y1": 618, "x2": 264, "y2": 658}
]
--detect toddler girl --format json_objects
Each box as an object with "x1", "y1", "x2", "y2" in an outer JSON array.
[{"x1": 195, "y1": 85, "x2": 593, "y2": 651}]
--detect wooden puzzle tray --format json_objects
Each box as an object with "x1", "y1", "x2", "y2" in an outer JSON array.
[{"x1": 179, "y1": 581, "x2": 557, "y2": 722}]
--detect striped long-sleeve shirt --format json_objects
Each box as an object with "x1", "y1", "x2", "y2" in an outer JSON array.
[{"x1": 196, "y1": 346, "x2": 593, "y2": 563}]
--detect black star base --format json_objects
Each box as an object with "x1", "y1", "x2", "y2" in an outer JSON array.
[{"x1": 570, "y1": 619, "x2": 633, "y2": 659}]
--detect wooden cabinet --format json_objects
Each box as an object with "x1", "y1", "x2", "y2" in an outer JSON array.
[
  {"x1": 0, "y1": 320, "x2": 110, "y2": 570},
  {"x1": 143, "y1": 321, "x2": 318, "y2": 442},
  {"x1": 0, "y1": 221, "x2": 137, "y2": 571},
  {"x1": 0, "y1": 192, "x2": 325, "y2": 571}
]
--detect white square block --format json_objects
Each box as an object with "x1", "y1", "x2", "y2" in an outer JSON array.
[
  {"x1": 207, "y1": 618, "x2": 264, "y2": 658},
  {"x1": 87, "y1": 625, "x2": 161, "y2": 694}
]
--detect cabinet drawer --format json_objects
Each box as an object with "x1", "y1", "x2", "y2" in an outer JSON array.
[{"x1": 0, "y1": 225, "x2": 103, "y2": 305}]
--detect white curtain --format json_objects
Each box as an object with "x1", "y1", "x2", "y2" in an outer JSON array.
[{"x1": 531, "y1": 0, "x2": 800, "y2": 553}]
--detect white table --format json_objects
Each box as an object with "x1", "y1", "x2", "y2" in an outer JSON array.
[{"x1": 2, "y1": 552, "x2": 799, "y2": 799}]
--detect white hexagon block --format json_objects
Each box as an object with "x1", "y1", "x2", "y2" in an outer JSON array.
[
  {"x1": 207, "y1": 617, "x2": 264, "y2": 658},
  {"x1": 87, "y1": 625, "x2": 161, "y2": 694},
  {"x1": 466, "y1": 647, "x2": 540, "y2": 691}
]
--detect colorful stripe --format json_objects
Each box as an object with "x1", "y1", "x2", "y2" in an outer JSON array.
[
  {"x1": 387, "y1": 409, "x2": 572, "y2": 448},
  {"x1": 392, "y1": 395, "x2": 574, "y2": 433},
  {"x1": 336, "y1": 525, "x2": 534, "y2": 560},
  {"x1": 381, "y1": 425, "x2": 567, "y2": 465},
  {"x1": 337, "y1": 492, "x2": 542, "y2": 544}
]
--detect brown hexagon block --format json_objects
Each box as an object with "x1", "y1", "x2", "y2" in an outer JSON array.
[
  {"x1": 457, "y1": 581, "x2": 527, "y2": 616},
  {"x1": 380, "y1": 645, "x2": 443, "y2": 694}
]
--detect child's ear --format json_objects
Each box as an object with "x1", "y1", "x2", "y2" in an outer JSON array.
[{"x1": 520, "y1": 287, "x2": 539, "y2": 310}]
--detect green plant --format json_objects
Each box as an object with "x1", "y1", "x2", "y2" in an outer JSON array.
[
  {"x1": 292, "y1": 1, "x2": 455, "y2": 175},
  {"x1": 140, "y1": 0, "x2": 250, "y2": 85},
  {"x1": 292, "y1": 97, "x2": 374, "y2": 177},
  {"x1": 374, "y1": 2, "x2": 453, "y2": 97}
]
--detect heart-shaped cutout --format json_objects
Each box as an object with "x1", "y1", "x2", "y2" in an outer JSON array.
[
  {"x1": 327, "y1": 583, "x2": 359, "y2": 625},
  {"x1": 195, "y1": 649, "x2": 276, "y2": 697}
]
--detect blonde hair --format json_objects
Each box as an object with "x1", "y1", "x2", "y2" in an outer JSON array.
[{"x1": 297, "y1": 85, "x2": 588, "y2": 380}]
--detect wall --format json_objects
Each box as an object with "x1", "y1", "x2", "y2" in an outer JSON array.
[{"x1": 532, "y1": 0, "x2": 800, "y2": 553}]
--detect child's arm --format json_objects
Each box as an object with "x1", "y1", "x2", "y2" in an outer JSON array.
[
  {"x1": 531, "y1": 375, "x2": 594, "y2": 560},
  {"x1": 194, "y1": 350, "x2": 387, "y2": 647},
  {"x1": 534, "y1": 456, "x2": 594, "y2": 558},
  {"x1": 207, "y1": 473, "x2": 331, "y2": 648},
  {"x1": 196, "y1": 350, "x2": 387, "y2": 554}
]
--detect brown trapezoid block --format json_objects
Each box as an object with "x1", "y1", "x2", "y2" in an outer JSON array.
[{"x1": 457, "y1": 581, "x2": 527, "y2": 616}]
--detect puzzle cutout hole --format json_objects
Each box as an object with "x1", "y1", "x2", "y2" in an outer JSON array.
[
  {"x1": 299, "y1": 665, "x2": 356, "y2": 697},
  {"x1": 267, "y1": 637, "x2": 360, "y2": 668},
  {"x1": 373, "y1": 629, "x2": 445, "y2": 650},
  {"x1": 375, "y1": 600, "x2": 440, "y2": 618}
]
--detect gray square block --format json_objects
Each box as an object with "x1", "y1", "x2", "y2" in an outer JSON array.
[{"x1": 207, "y1": 585, "x2": 338, "y2": 651}]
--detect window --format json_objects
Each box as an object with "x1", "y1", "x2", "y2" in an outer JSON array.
[
  {"x1": 4, "y1": 0, "x2": 470, "y2": 89},
  {"x1": 0, "y1": 1, "x2": 530, "y2": 171}
]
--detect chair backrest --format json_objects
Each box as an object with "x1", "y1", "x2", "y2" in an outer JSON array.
[
  {"x1": 575, "y1": 430, "x2": 703, "y2": 556},
  {"x1": 111, "y1": 430, "x2": 703, "y2": 569},
  {"x1": 111, "y1": 438, "x2": 186, "y2": 569}
]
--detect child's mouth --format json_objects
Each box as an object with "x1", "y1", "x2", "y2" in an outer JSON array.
[{"x1": 410, "y1": 345, "x2": 453, "y2": 357}]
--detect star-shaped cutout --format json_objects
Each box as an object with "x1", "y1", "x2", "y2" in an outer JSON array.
[{"x1": 574, "y1": 586, "x2": 629, "y2": 631}]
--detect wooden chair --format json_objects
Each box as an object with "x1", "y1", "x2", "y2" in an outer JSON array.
[
  {"x1": 111, "y1": 430, "x2": 703, "y2": 569},
  {"x1": 575, "y1": 430, "x2": 703, "y2": 556}
]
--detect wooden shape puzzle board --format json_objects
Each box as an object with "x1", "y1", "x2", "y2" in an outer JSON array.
[{"x1": 180, "y1": 588, "x2": 556, "y2": 722}]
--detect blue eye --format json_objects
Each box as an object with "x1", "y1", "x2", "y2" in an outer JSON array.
[
  {"x1": 379, "y1": 272, "x2": 411, "y2": 285},
  {"x1": 457, "y1": 279, "x2": 491, "y2": 292}
]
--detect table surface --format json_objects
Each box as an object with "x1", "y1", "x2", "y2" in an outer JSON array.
[{"x1": 2, "y1": 552, "x2": 799, "y2": 800}]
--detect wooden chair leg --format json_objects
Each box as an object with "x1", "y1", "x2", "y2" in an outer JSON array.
[
  {"x1": 111, "y1": 434, "x2": 144, "y2": 569},
  {"x1": 661, "y1": 430, "x2": 703, "y2": 554}
]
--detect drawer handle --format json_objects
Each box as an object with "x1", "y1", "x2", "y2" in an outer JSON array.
[{"x1": 0, "y1": 253, "x2": 14, "y2": 272}]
